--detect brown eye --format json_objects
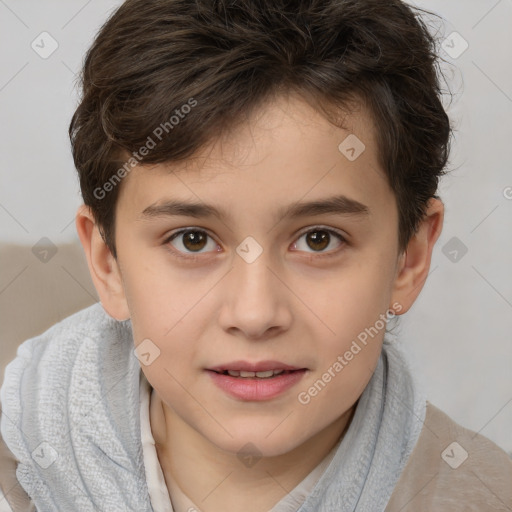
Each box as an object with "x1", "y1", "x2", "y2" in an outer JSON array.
[
  {"x1": 182, "y1": 230, "x2": 207, "y2": 251},
  {"x1": 305, "y1": 230, "x2": 330, "y2": 251},
  {"x1": 166, "y1": 228, "x2": 218, "y2": 256},
  {"x1": 292, "y1": 227, "x2": 346, "y2": 255}
]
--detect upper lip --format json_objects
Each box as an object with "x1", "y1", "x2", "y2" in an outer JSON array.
[{"x1": 207, "y1": 360, "x2": 305, "y2": 372}]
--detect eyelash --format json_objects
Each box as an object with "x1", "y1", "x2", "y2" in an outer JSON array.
[{"x1": 163, "y1": 226, "x2": 347, "y2": 261}]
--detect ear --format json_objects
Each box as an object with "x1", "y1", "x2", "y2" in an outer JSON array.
[
  {"x1": 390, "y1": 197, "x2": 444, "y2": 315},
  {"x1": 75, "y1": 204, "x2": 130, "y2": 320}
]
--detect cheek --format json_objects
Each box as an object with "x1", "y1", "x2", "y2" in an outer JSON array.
[
  {"x1": 294, "y1": 352, "x2": 377, "y2": 445},
  {"x1": 310, "y1": 265, "x2": 394, "y2": 345},
  {"x1": 295, "y1": 312, "x2": 386, "y2": 438},
  {"x1": 119, "y1": 252, "x2": 194, "y2": 337}
]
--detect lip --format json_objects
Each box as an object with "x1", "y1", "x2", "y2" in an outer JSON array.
[
  {"x1": 206, "y1": 368, "x2": 307, "y2": 401},
  {"x1": 207, "y1": 360, "x2": 303, "y2": 372}
]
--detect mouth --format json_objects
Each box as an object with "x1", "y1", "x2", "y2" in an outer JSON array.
[
  {"x1": 208, "y1": 369, "x2": 301, "y2": 379},
  {"x1": 206, "y1": 360, "x2": 307, "y2": 378},
  {"x1": 205, "y1": 361, "x2": 308, "y2": 401},
  {"x1": 207, "y1": 368, "x2": 307, "y2": 402}
]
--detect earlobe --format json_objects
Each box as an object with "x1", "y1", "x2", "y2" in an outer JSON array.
[
  {"x1": 75, "y1": 205, "x2": 130, "y2": 321},
  {"x1": 390, "y1": 197, "x2": 444, "y2": 315}
]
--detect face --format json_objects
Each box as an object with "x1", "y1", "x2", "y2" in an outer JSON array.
[{"x1": 112, "y1": 93, "x2": 403, "y2": 457}]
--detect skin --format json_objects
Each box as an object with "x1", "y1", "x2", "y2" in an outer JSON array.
[{"x1": 77, "y1": 92, "x2": 443, "y2": 512}]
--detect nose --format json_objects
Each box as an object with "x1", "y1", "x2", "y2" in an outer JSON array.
[{"x1": 217, "y1": 248, "x2": 292, "y2": 341}]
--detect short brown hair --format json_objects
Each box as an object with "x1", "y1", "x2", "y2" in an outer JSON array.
[{"x1": 69, "y1": 0, "x2": 453, "y2": 258}]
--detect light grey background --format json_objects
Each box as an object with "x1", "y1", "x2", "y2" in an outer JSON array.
[{"x1": 0, "y1": 0, "x2": 511, "y2": 453}]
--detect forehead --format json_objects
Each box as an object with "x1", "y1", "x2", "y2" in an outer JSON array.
[{"x1": 116, "y1": 92, "x2": 394, "y2": 225}]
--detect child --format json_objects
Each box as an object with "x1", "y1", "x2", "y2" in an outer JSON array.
[{"x1": 1, "y1": 0, "x2": 511, "y2": 510}]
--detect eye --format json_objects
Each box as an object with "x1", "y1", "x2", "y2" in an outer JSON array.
[
  {"x1": 291, "y1": 226, "x2": 346, "y2": 255},
  {"x1": 164, "y1": 226, "x2": 347, "y2": 260},
  {"x1": 165, "y1": 228, "x2": 220, "y2": 258}
]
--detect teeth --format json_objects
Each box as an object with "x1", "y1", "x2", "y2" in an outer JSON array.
[
  {"x1": 225, "y1": 369, "x2": 286, "y2": 378},
  {"x1": 255, "y1": 370, "x2": 274, "y2": 378}
]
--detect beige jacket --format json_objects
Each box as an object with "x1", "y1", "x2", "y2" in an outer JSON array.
[{"x1": 1, "y1": 401, "x2": 511, "y2": 511}]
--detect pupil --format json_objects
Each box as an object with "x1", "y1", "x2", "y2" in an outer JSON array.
[
  {"x1": 307, "y1": 230, "x2": 329, "y2": 251},
  {"x1": 183, "y1": 231, "x2": 206, "y2": 251}
]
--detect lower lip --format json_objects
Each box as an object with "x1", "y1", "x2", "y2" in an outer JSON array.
[{"x1": 206, "y1": 370, "x2": 307, "y2": 401}]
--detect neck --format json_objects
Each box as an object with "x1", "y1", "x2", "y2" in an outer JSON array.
[{"x1": 150, "y1": 392, "x2": 356, "y2": 512}]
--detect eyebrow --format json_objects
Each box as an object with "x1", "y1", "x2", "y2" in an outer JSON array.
[{"x1": 140, "y1": 194, "x2": 370, "y2": 222}]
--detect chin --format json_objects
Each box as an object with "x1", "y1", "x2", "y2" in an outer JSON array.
[{"x1": 207, "y1": 423, "x2": 304, "y2": 459}]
